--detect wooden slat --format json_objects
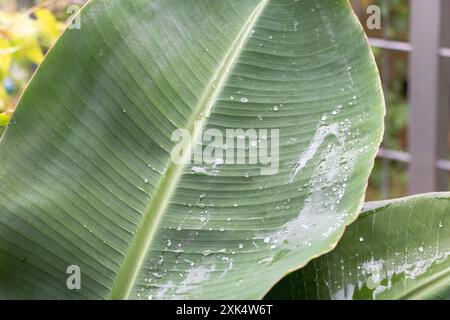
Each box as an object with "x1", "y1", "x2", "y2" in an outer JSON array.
[{"x1": 409, "y1": 0, "x2": 449, "y2": 193}]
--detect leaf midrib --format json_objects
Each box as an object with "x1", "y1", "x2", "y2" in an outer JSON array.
[{"x1": 109, "y1": 0, "x2": 269, "y2": 299}]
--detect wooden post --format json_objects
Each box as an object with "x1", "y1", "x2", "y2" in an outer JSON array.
[{"x1": 409, "y1": 0, "x2": 449, "y2": 193}]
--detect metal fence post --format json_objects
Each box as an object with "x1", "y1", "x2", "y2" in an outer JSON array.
[{"x1": 409, "y1": 0, "x2": 449, "y2": 193}]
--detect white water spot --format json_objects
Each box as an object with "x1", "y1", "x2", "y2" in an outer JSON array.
[
  {"x1": 290, "y1": 122, "x2": 342, "y2": 182},
  {"x1": 240, "y1": 97, "x2": 249, "y2": 103},
  {"x1": 332, "y1": 284, "x2": 355, "y2": 300},
  {"x1": 362, "y1": 259, "x2": 384, "y2": 290},
  {"x1": 258, "y1": 256, "x2": 274, "y2": 265},
  {"x1": 263, "y1": 114, "x2": 356, "y2": 247},
  {"x1": 207, "y1": 158, "x2": 224, "y2": 169},
  {"x1": 192, "y1": 167, "x2": 208, "y2": 175},
  {"x1": 203, "y1": 158, "x2": 224, "y2": 176},
  {"x1": 155, "y1": 281, "x2": 174, "y2": 299},
  {"x1": 357, "y1": 250, "x2": 450, "y2": 299},
  {"x1": 158, "y1": 264, "x2": 216, "y2": 299}
]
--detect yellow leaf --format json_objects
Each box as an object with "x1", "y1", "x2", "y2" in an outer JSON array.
[
  {"x1": 9, "y1": 13, "x2": 38, "y2": 40},
  {"x1": 0, "y1": 84, "x2": 7, "y2": 98},
  {"x1": 0, "y1": 112, "x2": 11, "y2": 127},
  {"x1": 25, "y1": 42, "x2": 44, "y2": 64},
  {"x1": 0, "y1": 37, "x2": 12, "y2": 80},
  {"x1": 35, "y1": 9, "x2": 60, "y2": 43},
  {"x1": 5, "y1": 12, "x2": 42, "y2": 62},
  {"x1": 0, "y1": 85, "x2": 9, "y2": 112}
]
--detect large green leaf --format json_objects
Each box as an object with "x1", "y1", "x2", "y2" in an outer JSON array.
[
  {"x1": 0, "y1": 0, "x2": 384, "y2": 299},
  {"x1": 266, "y1": 193, "x2": 450, "y2": 300}
]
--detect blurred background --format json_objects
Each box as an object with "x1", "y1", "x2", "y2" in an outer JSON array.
[
  {"x1": 0, "y1": 0, "x2": 449, "y2": 201},
  {"x1": 351, "y1": 0, "x2": 450, "y2": 200}
]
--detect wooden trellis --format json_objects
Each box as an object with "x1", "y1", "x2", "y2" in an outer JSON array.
[{"x1": 353, "y1": 0, "x2": 450, "y2": 195}]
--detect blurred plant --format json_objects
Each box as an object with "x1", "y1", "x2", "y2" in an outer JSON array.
[
  {"x1": 0, "y1": 3, "x2": 65, "y2": 131},
  {"x1": 352, "y1": 0, "x2": 412, "y2": 201}
]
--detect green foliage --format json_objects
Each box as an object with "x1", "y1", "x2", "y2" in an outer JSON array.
[
  {"x1": 266, "y1": 193, "x2": 450, "y2": 300},
  {"x1": 0, "y1": 0, "x2": 447, "y2": 301},
  {"x1": 0, "y1": 5, "x2": 65, "y2": 129},
  {"x1": 0, "y1": 0, "x2": 384, "y2": 299}
]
